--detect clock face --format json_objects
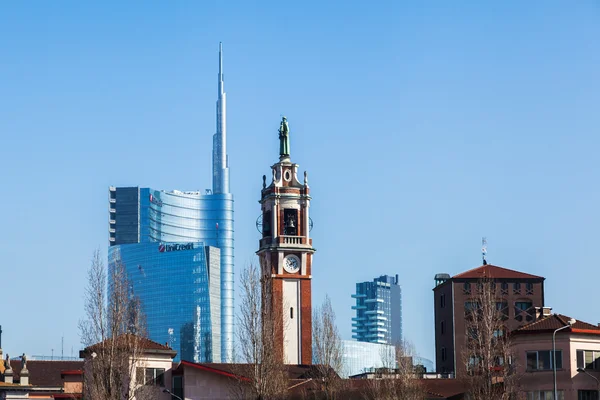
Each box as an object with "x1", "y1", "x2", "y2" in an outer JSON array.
[{"x1": 283, "y1": 255, "x2": 300, "y2": 274}]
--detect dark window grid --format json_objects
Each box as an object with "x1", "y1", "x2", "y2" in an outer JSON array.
[{"x1": 526, "y1": 350, "x2": 562, "y2": 371}]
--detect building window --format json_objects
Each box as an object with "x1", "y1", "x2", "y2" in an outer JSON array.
[
  {"x1": 441, "y1": 320, "x2": 445, "y2": 334},
  {"x1": 440, "y1": 294, "x2": 446, "y2": 308},
  {"x1": 463, "y1": 282, "x2": 471, "y2": 294},
  {"x1": 464, "y1": 301, "x2": 480, "y2": 318},
  {"x1": 513, "y1": 282, "x2": 521, "y2": 294},
  {"x1": 577, "y1": 350, "x2": 600, "y2": 370},
  {"x1": 578, "y1": 390, "x2": 599, "y2": 400},
  {"x1": 283, "y1": 209, "x2": 298, "y2": 235},
  {"x1": 515, "y1": 300, "x2": 534, "y2": 322},
  {"x1": 528, "y1": 391, "x2": 564, "y2": 400},
  {"x1": 137, "y1": 367, "x2": 165, "y2": 386},
  {"x1": 496, "y1": 301, "x2": 509, "y2": 320},
  {"x1": 526, "y1": 350, "x2": 562, "y2": 371},
  {"x1": 441, "y1": 347, "x2": 447, "y2": 361},
  {"x1": 263, "y1": 211, "x2": 272, "y2": 237},
  {"x1": 500, "y1": 282, "x2": 509, "y2": 295},
  {"x1": 526, "y1": 282, "x2": 534, "y2": 295}
]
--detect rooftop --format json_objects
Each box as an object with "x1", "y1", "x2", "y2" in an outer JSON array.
[
  {"x1": 514, "y1": 314, "x2": 600, "y2": 335},
  {"x1": 452, "y1": 264, "x2": 544, "y2": 280},
  {"x1": 8, "y1": 360, "x2": 84, "y2": 387}
]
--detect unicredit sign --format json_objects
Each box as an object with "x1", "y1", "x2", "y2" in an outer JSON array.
[{"x1": 158, "y1": 243, "x2": 194, "y2": 253}]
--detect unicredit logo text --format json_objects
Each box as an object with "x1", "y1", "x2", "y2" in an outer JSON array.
[{"x1": 158, "y1": 243, "x2": 194, "y2": 253}]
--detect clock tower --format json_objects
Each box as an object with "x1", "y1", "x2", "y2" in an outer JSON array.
[{"x1": 256, "y1": 117, "x2": 315, "y2": 365}]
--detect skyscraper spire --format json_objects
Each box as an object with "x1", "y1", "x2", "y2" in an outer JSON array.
[{"x1": 213, "y1": 42, "x2": 229, "y2": 194}]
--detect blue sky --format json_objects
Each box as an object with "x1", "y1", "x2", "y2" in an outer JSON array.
[{"x1": 1, "y1": 1, "x2": 599, "y2": 363}]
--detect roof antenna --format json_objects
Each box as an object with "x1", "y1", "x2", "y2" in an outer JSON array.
[{"x1": 482, "y1": 237, "x2": 488, "y2": 265}]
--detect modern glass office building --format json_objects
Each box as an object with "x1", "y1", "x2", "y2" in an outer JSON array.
[
  {"x1": 108, "y1": 241, "x2": 221, "y2": 362},
  {"x1": 108, "y1": 44, "x2": 234, "y2": 362},
  {"x1": 340, "y1": 340, "x2": 395, "y2": 377},
  {"x1": 109, "y1": 187, "x2": 233, "y2": 362},
  {"x1": 352, "y1": 275, "x2": 402, "y2": 345}
]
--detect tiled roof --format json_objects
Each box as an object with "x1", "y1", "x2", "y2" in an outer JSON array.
[
  {"x1": 176, "y1": 361, "x2": 335, "y2": 381},
  {"x1": 514, "y1": 314, "x2": 600, "y2": 335},
  {"x1": 8, "y1": 360, "x2": 84, "y2": 387},
  {"x1": 84, "y1": 334, "x2": 175, "y2": 353},
  {"x1": 420, "y1": 378, "x2": 467, "y2": 398},
  {"x1": 453, "y1": 264, "x2": 543, "y2": 280}
]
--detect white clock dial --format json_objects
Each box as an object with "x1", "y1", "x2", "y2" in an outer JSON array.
[{"x1": 283, "y1": 255, "x2": 300, "y2": 273}]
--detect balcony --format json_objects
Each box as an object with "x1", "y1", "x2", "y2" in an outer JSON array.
[
  {"x1": 368, "y1": 314, "x2": 388, "y2": 321},
  {"x1": 279, "y1": 235, "x2": 304, "y2": 245},
  {"x1": 258, "y1": 236, "x2": 313, "y2": 249},
  {"x1": 351, "y1": 294, "x2": 367, "y2": 299},
  {"x1": 109, "y1": 228, "x2": 115, "y2": 233},
  {"x1": 365, "y1": 310, "x2": 384, "y2": 315},
  {"x1": 352, "y1": 317, "x2": 366, "y2": 321},
  {"x1": 352, "y1": 305, "x2": 367, "y2": 310},
  {"x1": 109, "y1": 207, "x2": 116, "y2": 213},
  {"x1": 365, "y1": 298, "x2": 384, "y2": 303},
  {"x1": 109, "y1": 219, "x2": 116, "y2": 224}
]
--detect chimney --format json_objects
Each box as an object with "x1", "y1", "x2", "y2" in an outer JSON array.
[
  {"x1": 20, "y1": 354, "x2": 29, "y2": 386},
  {"x1": 4, "y1": 360, "x2": 13, "y2": 384},
  {"x1": 535, "y1": 307, "x2": 553, "y2": 321}
]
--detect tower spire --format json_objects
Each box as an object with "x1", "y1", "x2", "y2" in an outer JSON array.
[{"x1": 213, "y1": 42, "x2": 229, "y2": 194}]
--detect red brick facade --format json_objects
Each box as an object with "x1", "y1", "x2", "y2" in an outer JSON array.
[
  {"x1": 257, "y1": 160, "x2": 315, "y2": 365},
  {"x1": 433, "y1": 264, "x2": 545, "y2": 376}
]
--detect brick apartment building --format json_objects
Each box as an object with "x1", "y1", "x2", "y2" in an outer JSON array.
[{"x1": 433, "y1": 264, "x2": 545, "y2": 376}]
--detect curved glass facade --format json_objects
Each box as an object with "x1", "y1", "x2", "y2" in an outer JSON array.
[
  {"x1": 109, "y1": 187, "x2": 234, "y2": 362},
  {"x1": 108, "y1": 242, "x2": 221, "y2": 362}
]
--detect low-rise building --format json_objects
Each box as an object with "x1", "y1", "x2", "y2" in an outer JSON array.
[{"x1": 512, "y1": 313, "x2": 600, "y2": 400}]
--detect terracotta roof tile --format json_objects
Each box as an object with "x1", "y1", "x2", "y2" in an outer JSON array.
[
  {"x1": 9, "y1": 360, "x2": 84, "y2": 387},
  {"x1": 514, "y1": 314, "x2": 600, "y2": 335},
  {"x1": 84, "y1": 334, "x2": 174, "y2": 353},
  {"x1": 453, "y1": 264, "x2": 543, "y2": 280}
]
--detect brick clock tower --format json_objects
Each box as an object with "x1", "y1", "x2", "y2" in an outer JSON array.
[{"x1": 256, "y1": 117, "x2": 315, "y2": 365}]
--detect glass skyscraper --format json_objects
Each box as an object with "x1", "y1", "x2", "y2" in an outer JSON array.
[
  {"x1": 108, "y1": 44, "x2": 234, "y2": 362},
  {"x1": 108, "y1": 241, "x2": 221, "y2": 362},
  {"x1": 352, "y1": 275, "x2": 402, "y2": 345}
]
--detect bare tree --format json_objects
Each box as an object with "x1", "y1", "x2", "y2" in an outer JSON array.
[
  {"x1": 312, "y1": 295, "x2": 345, "y2": 399},
  {"x1": 363, "y1": 340, "x2": 426, "y2": 400},
  {"x1": 79, "y1": 249, "x2": 159, "y2": 400},
  {"x1": 462, "y1": 278, "x2": 519, "y2": 400},
  {"x1": 232, "y1": 263, "x2": 287, "y2": 400}
]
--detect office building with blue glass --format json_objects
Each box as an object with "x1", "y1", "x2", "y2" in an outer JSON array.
[
  {"x1": 352, "y1": 275, "x2": 402, "y2": 345},
  {"x1": 108, "y1": 43, "x2": 233, "y2": 362}
]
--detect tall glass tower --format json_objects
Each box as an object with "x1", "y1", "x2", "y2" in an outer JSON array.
[
  {"x1": 351, "y1": 275, "x2": 402, "y2": 345},
  {"x1": 108, "y1": 44, "x2": 234, "y2": 362}
]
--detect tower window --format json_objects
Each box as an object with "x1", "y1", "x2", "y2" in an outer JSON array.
[
  {"x1": 263, "y1": 211, "x2": 272, "y2": 237},
  {"x1": 513, "y1": 283, "x2": 521, "y2": 294},
  {"x1": 441, "y1": 320, "x2": 446, "y2": 334},
  {"x1": 463, "y1": 282, "x2": 471, "y2": 294},
  {"x1": 290, "y1": 307, "x2": 294, "y2": 319},
  {"x1": 284, "y1": 209, "x2": 298, "y2": 236},
  {"x1": 440, "y1": 294, "x2": 446, "y2": 308},
  {"x1": 526, "y1": 282, "x2": 534, "y2": 295},
  {"x1": 441, "y1": 347, "x2": 447, "y2": 361}
]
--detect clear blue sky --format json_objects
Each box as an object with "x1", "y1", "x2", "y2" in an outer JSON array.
[{"x1": 1, "y1": 1, "x2": 599, "y2": 363}]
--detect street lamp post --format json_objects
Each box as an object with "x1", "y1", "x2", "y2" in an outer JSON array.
[
  {"x1": 163, "y1": 388, "x2": 183, "y2": 400},
  {"x1": 577, "y1": 367, "x2": 600, "y2": 400},
  {"x1": 553, "y1": 318, "x2": 576, "y2": 400}
]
